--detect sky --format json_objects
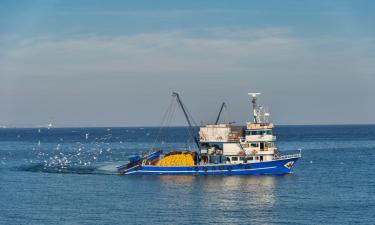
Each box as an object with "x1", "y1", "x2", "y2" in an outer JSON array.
[{"x1": 0, "y1": 0, "x2": 374, "y2": 127}]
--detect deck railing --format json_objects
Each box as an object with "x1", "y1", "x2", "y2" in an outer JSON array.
[{"x1": 273, "y1": 150, "x2": 302, "y2": 160}]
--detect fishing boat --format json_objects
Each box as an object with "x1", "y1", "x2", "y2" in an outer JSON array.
[{"x1": 117, "y1": 92, "x2": 301, "y2": 175}]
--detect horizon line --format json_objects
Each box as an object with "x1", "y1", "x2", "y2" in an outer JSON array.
[{"x1": 1, "y1": 123, "x2": 375, "y2": 129}]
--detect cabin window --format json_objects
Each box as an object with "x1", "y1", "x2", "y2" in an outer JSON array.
[
  {"x1": 251, "y1": 143, "x2": 259, "y2": 147},
  {"x1": 239, "y1": 157, "x2": 244, "y2": 161},
  {"x1": 248, "y1": 157, "x2": 253, "y2": 160},
  {"x1": 256, "y1": 156, "x2": 259, "y2": 160},
  {"x1": 249, "y1": 130, "x2": 273, "y2": 135},
  {"x1": 232, "y1": 157, "x2": 238, "y2": 161},
  {"x1": 266, "y1": 142, "x2": 274, "y2": 148}
]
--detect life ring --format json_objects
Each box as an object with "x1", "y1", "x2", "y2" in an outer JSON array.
[{"x1": 252, "y1": 149, "x2": 257, "y2": 155}]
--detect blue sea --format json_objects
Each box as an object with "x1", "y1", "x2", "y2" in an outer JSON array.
[{"x1": 0, "y1": 125, "x2": 374, "y2": 225}]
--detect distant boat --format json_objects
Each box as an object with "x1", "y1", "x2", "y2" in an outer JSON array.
[
  {"x1": 117, "y1": 92, "x2": 301, "y2": 175},
  {"x1": 47, "y1": 121, "x2": 53, "y2": 129}
]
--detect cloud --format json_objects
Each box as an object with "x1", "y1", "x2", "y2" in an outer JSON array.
[
  {"x1": 0, "y1": 28, "x2": 306, "y2": 77},
  {"x1": 1, "y1": 28, "x2": 373, "y2": 84},
  {"x1": 0, "y1": 28, "x2": 374, "y2": 126},
  {"x1": 56, "y1": 9, "x2": 262, "y2": 17}
]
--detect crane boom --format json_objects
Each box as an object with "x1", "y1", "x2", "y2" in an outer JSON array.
[
  {"x1": 215, "y1": 102, "x2": 226, "y2": 125},
  {"x1": 172, "y1": 92, "x2": 201, "y2": 150}
]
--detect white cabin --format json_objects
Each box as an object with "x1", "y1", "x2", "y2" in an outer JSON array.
[{"x1": 199, "y1": 93, "x2": 279, "y2": 164}]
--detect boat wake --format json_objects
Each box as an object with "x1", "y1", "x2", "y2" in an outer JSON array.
[
  {"x1": 17, "y1": 162, "x2": 121, "y2": 175},
  {"x1": 14, "y1": 134, "x2": 130, "y2": 175}
]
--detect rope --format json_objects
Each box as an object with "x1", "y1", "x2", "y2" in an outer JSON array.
[
  {"x1": 151, "y1": 94, "x2": 199, "y2": 152},
  {"x1": 151, "y1": 97, "x2": 176, "y2": 151}
]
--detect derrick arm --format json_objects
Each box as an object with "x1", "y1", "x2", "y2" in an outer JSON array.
[
  {"x1": 215, "y1": 102, "x2": 226, "y2": 125},
  {"x1": 172, "y1": 92, "x2": 201, "y2": 150}
]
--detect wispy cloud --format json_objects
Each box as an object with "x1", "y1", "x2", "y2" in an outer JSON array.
[
  {"x1": 0, "y1": 28, "x2": 305, "y2": 77},
  {"x1": 56, "y1": 9, "x2": 262, "y2": 17},
  {"x1": 1, "y1": 28, "x2": 373, "y2": 84},
  {"x1": 1, "y1": 28, "x2": 373, "y2": 79},
  {"x1": 0, "y1": 28, "x2": 374, "y2": 125}
]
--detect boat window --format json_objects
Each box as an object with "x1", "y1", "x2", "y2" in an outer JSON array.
[
  {"x1": 248, "y1": 157, "x2": 253, "y2": 160},
  {"x1": 239, "y1": 157, "x2": 244, "y2": 161},
  {"x1": 245, "y1": 130, "x2": 251, "y2": 135},
  {"x1": 266, "y1": 142, "x2": 274, "y2": 148},
  {"x1": 251, "y1": 143, "x2": 259, "y2": 147},
  {"x1": 232, "y1": 157, "x2": 238, "y2": 161},
  {"x1": 251, "y1": 130, "x2": 272, "y2": 135},
  {"x1": 256, "y1": 156, "x2": 259, "y2": 160}
]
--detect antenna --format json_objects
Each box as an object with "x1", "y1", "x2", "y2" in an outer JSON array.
[
  {"x1": 248, "y1": 93, "x2": 261, "y2": 98},
  {"x1": 248, "y1": 93, "x2": 261, "y2": 123}
]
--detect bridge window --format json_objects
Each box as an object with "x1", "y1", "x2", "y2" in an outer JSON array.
[
  {"x1": 266, "y1": 142, "x2": 275, "y2": 148},
  {"x1": 251, "y1": 143, "x2": 259, "y2": 147},
  {"x1": 247, "y1": 130, "x2": 273, "y2": 135},
  {"x1": 232, "y1": 157, "x2": 238, "y2": 161}
]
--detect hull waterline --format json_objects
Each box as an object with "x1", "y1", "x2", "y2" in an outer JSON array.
[{"x1": 117, "y1": 157, "x2": 299, "y2": 175}]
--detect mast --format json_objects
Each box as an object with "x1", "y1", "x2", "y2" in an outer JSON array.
[
  {"x1": 215, "y1": 102, "x2": 226, "y2": 125},
  {"x1": 248, "y1": 93, "x2": 261, "y2": 123},
  {"x1": 172, "y1": 92, "x2": 201, "y2": 150}
]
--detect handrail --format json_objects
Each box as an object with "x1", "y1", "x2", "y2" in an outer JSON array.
[{"x1": 273, "y1": 149, "x2": 302, "y2": 159}]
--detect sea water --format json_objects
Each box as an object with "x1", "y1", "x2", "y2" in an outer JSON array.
[{"x1": 0, "y1": 125, "x2": 374, "y2": 225}]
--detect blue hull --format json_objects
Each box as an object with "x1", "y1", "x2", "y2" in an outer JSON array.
[{"x1": 118, "y1": 157, "x2": 299, "y2": 175}]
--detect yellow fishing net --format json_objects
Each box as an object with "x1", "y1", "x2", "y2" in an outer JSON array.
[{"x1": 156, "y1": 153, "x2": 195, "y2": 166}]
